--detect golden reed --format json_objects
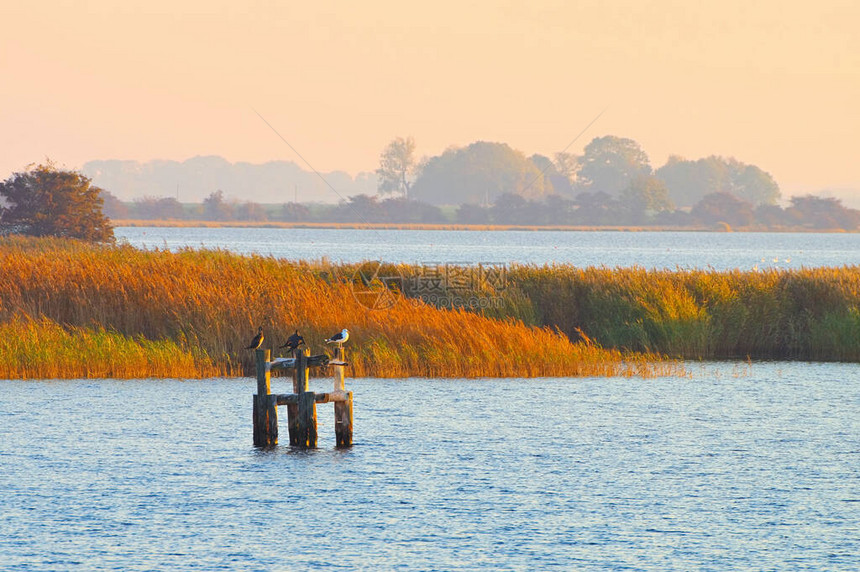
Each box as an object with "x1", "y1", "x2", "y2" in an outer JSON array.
[{"x1": 0, "y1": 237, "x2": 679, "y2": 379}]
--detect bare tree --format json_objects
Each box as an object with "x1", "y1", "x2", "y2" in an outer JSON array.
[{"x1": 376, "y1": 136, "x2": 417, "y2": 198}]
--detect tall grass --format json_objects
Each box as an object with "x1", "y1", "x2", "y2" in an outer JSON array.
[
  {"x1": 0, "y1": 316, "x2": 218, "y2": 379},
  {"x1": 0, "y1": 237, "x2": 675, "y2": 379},
  {"x1": 444, "y1": 264, "x2": 860, "y2": 361}
]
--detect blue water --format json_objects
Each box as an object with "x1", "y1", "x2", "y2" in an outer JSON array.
[
  {"x1": 2, "y1": 362, "x2": 858, "y2": 570},
  {"x1": 115, "y1": 227, "x2": 860, "y2": 270}
]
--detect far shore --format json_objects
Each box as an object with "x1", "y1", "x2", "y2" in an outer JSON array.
[{"x1": 110, "y1": 220, "x2": 853, "y2": 233}]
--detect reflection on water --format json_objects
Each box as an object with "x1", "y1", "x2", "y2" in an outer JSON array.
[
  {"x1": 116, "y1": 227, "x2": 860, "y2": 270},
  {"x1": 1, "y1": 362, "x2": 858, "y2": 570}
]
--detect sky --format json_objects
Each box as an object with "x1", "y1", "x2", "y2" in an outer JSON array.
[{"x1": 2, "y1": 1, "x2": 858, "y2": 202}]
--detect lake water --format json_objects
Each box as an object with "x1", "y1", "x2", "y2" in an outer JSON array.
[
  {"x1": 116, "y1": 227, "x2": 860, "y2": 270},
  {"x1": 2, "y1": 362, "x2": 858, "y2": 571}
]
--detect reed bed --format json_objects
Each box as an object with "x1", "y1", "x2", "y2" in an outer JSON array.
[
  {"x1": 0, "y1": 316, "x2": 218, "y2": 379},
  {"x1": 443, "y1": 264, "x2": 860, "y2": 361},
  {"x1": 0, "y1": 237, "x2": 675, "y2": 379}
]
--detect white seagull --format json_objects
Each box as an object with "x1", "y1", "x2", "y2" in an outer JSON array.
[{"x1": 325, "y1": 328, "x2": 349, "y2": 346}]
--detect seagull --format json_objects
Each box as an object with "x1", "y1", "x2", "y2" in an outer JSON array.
[
  {"x1": 325, "y1": 328, "x2": 349, "y2": 346},
  {"x1": 279, "y1": 330, "x2": 305, "y2": 351},
  {"x1": 245, "y1": 326, "x2": 264, "y2": 350}
]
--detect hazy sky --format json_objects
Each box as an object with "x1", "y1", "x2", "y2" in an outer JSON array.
[{"x1": 2, "y1": 1, "x2": 858, "y2": 200}]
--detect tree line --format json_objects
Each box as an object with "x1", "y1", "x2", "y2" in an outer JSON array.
[
  {"x1": 96, "y1": 134, "x2": 859, "y2": 230},
  {"x1": 2, "y1": 144, "x2": 858, "y2": 245},
  {"x1": 104, "y1": 188, "x2": 859, "y2": 230},
  {"x1": 376, "y1": 135, "x2": 782, "y2": 208}
]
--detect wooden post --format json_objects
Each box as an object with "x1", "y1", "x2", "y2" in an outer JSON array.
[
  {"x1": 297, "y1": 348, "x2": 309, "y2": 392},
  {"x1": 253, "y1": 348, "x2": 277, "y2": 447},
  {"x1": 334, "y1": 346, "x2": 345, "y2": 391},
  {"x1": 290, "y1": 348, "x2": 316, "y2": 447},
  {"x1": 333, "y1": 346, "x2": 353, "y2": 447},
  {"x1": 286, "y1": 348, "x2": 302, "y2": 446},
  {"x1": 298, "y1": 391, "x2": 318, "y2": 448},
  {"x1": 335, "y1": 391, "x2": 353, "y2": 447}
]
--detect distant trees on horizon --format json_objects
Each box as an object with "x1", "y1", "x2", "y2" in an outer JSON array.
[
  {"x1": 101, "y1": 186, "x2": 860, "y2": 231},
  {"x1": 69, "y1": 132, "x2": 859, "y2": 231}
]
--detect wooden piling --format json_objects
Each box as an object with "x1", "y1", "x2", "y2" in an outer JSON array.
[
  {"x1": 333, "y1": 346, "x2": 353, "y2": 447},
  {"x1": 296, "y1": 348, "x2": 309, "y2": 392},
  {"x1": 334, "y1": 391, "x2": 353, "y2": 447},
  {"x1": 253, "y1": 348, "x2": 277, "y2": 447},
  {"x1": 298, "y1": 391, "x2": 318, "y2": 448},
  {"x1": 288, "y1": 348, "x2": 314, "y2": 447},
  {"x1": 251, "y1": 345, "x2": 351, "y2": 449},
  {"x1": 334, "y1": 346, "x2": 345, "y2": 392}
]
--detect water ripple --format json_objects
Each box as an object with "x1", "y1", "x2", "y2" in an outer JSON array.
[{"x1": 1, "y1": 363, "x2": 858, "y2": 570}]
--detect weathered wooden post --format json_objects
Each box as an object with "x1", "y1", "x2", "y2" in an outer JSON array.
[
  {"x1": 286, "y1": 349, "x2": 301, "y2": 446},
  {"x1": 295, "y1": 348, "x2": 317, "y2": 447},
  {"x1": 333, "y1": 346, "x2": 353, "y2": 447},
  {"x1": 252, "y1": 343, "x2": 351, "y2": 449},
  {"x1": 252, "y1": 348, "x2": 278, "y2": 447}
]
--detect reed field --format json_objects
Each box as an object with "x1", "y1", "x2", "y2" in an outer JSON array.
[
  {"x1": 391, "y1": 263, "x2": 860, "y2": 361},
  {"x1": 0, "y1": 237, "x2": 678, "y2": 379},
  {"x1": 512, "y1": 265, "x2": 860, "y2": 360},
  {"x1": 4, "y1": 237, "x2": 854, "y2": 380},
  {"x1": 325, "y1": 260, "x2": 860, "y2": 361}
]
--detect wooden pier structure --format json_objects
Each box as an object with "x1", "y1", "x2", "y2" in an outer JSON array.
[{"x1": 252, "y1": 347, "x2": 353, "y2": 448}]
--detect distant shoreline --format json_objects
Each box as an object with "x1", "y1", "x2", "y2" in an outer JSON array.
[{"x1": 111, "y1": 220, "x2": 853, "y2": 233}]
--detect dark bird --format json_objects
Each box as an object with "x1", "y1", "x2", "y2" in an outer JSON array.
[
  {"x1": 325, "y1": 328, "x2": 349, "y2": 346},
  {"x1": 245, "y1": 326, "x2": 264, "y2": 350},
  {"x1": 279, "y1": 330, "x2": 305, "y2": 351}
]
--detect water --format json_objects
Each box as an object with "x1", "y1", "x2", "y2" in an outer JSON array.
[
  {"x1": 2, "y1": 362, "x2": 858, "y2": 570},
  {"x1": 115, "y1": 227, "x2": 860, "y2": 270}
]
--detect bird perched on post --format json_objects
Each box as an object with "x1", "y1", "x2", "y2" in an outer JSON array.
[
  {"x1": 245, "y1": 326, "x2": 264, "y2": 350},
  {"x1": 279, "y1": 330, "x2": 305, "y2": 352},
  {"x1": 325, "y1": 328, "x2": 349, "y2": 346}
]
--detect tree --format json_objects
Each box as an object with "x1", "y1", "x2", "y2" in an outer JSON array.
[
  {"x1": 202, "y1": 190, "x2": 235, "y2": 220},
  {"x1": 280, "y1": 202, "x2": 311, "y2": 222},
  {"x1": 554, "y1": 152, "x2": 580, "y2": 191},
  {"x1": 456, "y1": 203, "x2": 491, "y2": 224},
  {"x1": 576, "y1": 136, "x2": 651, "y2": 195},
  {"x1": 529, "y1": 154, "x2": 571, "y2": 196},
  {"x1": 376, "y1": 136, "x2": 417, "y2": 198},
  {"x1": 655, "y1": 155, "x2": 722, "y2": 207},
  {"x1": 754, "y1": 204, "x2": 786, "y2": 228},
  {"x1": 411, "y1": 141, "x2": 549, "y2": 205},
  {"x1": 543, "y1": 194, "x2": 575, "y2": 225},
  {"x1": 99, "y1": 189, "x2": 129, "y2": 220},
  {"x1": 234, "y1": 201, "x2": 268, "y2": 221},
  {"x1": 786, "y1": 195, "x2": 860, "y2": 230},
  {"x1": 491, "y1": 193, "x2": 533, "y2": 225},
  {"x1": 572, "y1": 191, "x2": 620, "y2": 225},
  {"x1": 725, "y1": 160, "x2": 780, "y2": 205},
  {"x1": 131, "y1": 196, "x2": 186, "y2": 220},
  {"x1": 0, "y1": 162, "x2": 114, "y2": 241},
  {"x1": 332, "y1": 194, "x2": 384, "y2": 223},
  {"x1": 656, "y1": 155, "x2": 780, "y2": 207},
  {"x1": 379, "y1": 197, "x2": 445, "y2": 223},
  {"x1": 619, "y1": 175, "x2": 673, "y2": 223},
  {"x1": 691, "y1": 192, "x2": 755, "y2": 227}
]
